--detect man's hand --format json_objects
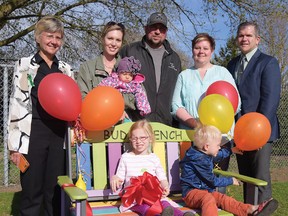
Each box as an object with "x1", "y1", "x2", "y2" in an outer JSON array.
[{"x1": 232, "y1": 147, "x2": 243, "y2": 155}]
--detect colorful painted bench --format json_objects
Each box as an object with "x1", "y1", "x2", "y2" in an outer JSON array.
[{"x1": 58, "y1": 122, "x2": 267, "y2": 216}]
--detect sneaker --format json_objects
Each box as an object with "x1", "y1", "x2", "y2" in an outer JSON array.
[
  {"x1": 183, "y1": 212, "x2": 195, "y2": 216},
  {"x1": 161, "y1": 206, "x2": 174, "y2": 216},
  {"x1": 252, "y1": 198, "x2": 278, "y2": 216}
]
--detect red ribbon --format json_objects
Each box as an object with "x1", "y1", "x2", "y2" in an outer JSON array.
[{"x1": 120, "y1": 172, "x2": 163, "y2": 215}]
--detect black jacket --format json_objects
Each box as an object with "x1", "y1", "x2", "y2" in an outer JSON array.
[{"x1": 120, "y1": 36, "x2": 181, "y2": 126}]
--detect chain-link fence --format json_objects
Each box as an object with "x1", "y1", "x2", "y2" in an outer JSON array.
[
  {"x1": 0, "y1": 63, "x2": 15, "y2": 188},
  {"x1": 1, "y1": 63, "x2": 288, "y2": 190}
]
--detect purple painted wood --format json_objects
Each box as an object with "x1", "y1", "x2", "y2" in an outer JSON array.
[
  {"x1": 75, "y1": 202, "x2": 81, "y2": 215},
  {"x1": 166, "y1": 142, "x2": 181, "y2": 192},
  {"x1": 86, "y1": 189, "x2": 113, "y2": 197},
  {"x1": 107, "y1": 143, "x2": 122, "y2": 180}
]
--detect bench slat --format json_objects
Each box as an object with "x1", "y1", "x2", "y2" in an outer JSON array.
[
  {"x1": 166, "y1": 142, "x2": 181, "y2": 191},
  {"x1": 108, "y1": 143, "x2": 122, "y2": 179},
  {"x1": 93, "y1": 142, "x2": 107, "y2": 189},
  {"x1": 153, "y1": 142, "x2": 167, "y2": 173}
]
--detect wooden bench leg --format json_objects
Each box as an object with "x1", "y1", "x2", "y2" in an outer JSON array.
[
  {"x1": 75, "y1": 200, "x2": 86, "y2": 216},
  {"x1": 246, "y1": 183, "x2": 259, "y2": 205},
  {"x1": 60, "y1": 189, "x2": 66, "y2": 216}
]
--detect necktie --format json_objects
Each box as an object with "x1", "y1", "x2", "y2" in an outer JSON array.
[{"x1": 236, "y1": 55, "x2": 247, "y2": 84}]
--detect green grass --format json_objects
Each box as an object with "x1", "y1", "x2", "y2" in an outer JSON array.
[
  {"x1": 0, "y1": 191, "x2": 21, "y2": 216},
  {"x1": 226, "y1": 181, "x2": 288, "y2": 216},
  {"x1": 0, "y1": 182, "x2": 287, "y2": 216}
]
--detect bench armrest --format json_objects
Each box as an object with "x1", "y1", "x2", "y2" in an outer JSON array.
[
  {"x1": 58, "y1": 175, "x2": 73, "y2": 185},
  {"x1": 213, "y1": 169, "x2": 267, "y2": 186},
  {"x1": 58, "y1": 175, "x2": 88, "y2": 200}
]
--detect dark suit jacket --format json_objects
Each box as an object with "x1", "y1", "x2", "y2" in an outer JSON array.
[{"x1": 227, "y1": 49, "x2": 281, "y2": 142}]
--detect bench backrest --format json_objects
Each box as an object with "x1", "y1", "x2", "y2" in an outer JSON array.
[{"x1": 76, "y1": 122, "x2": 194, "y2": 200}]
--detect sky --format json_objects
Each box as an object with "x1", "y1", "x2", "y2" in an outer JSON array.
[{"x1": 168, "y1": 0, "x2": 232, "y2": 60}]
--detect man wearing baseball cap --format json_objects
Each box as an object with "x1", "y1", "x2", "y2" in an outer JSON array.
[{"x1": 120, "y1": 12, "x2": 181, "y2": 126}]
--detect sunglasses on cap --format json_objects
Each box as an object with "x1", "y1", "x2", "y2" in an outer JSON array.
[{"x1": 106, "y1": 21, "x2": 125, "y2": 30}]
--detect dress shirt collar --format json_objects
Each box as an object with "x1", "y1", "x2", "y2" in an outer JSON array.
[{"x1": 244, "y1": 47, "x2": 258, "y2": 62}]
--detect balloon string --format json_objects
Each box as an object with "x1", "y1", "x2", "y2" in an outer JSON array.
[
  {"x1": 227, "y1": 132, "x2": 233, "y2": 140},
  {"x1": 77, "y1": 143, "x2": 87, "y2": 166},
  {"x1": 73, "y1": 117, "x2": 86, "y2": 144},
  {"x1": 76, "y1": 143, "x2": 89, "y2": 177},
  {"x1": 76, "y1": 145, "x2": 81, "y2": 175}
]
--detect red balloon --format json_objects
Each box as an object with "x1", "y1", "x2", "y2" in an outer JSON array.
[
  {"x1": 206, "y1": 81, "x2": 239, "y2": 113},
  {"x1": 80, "y1": 86, "x2": 124, "y2": 131},
  {"x1": 38, "y1": 73, "x2": 81, "y2": 121},
  {"x1": 234, "y1": 112, "x2": 271, "y2": 151}
]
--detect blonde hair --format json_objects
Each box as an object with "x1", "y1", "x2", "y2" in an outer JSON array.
[
  {"x1": 128, "y1": 119, "x2": 155, "y2": 151},
  {"x1": 192, "y1": 33, "x2": 215, "y2": 51},
  {"x1": 193, "y1": 125, "x2": 221, "y2": 149},
  {"x1": 101, "y1": 21, "x2": 125, "y2": 40},
  {"x1": 34, "y1": 16, "x2": 64, "y2": 47}
]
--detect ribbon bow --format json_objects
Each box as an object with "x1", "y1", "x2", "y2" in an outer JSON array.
[
  {"x1": 120, "y1": 172, "x2": 163, "y2": 215},
  {"x1": 72, "y1": 116, "x2": 86, "y2": 144}
]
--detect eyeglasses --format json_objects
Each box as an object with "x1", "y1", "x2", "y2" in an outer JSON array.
[
  {"x1": 106, "y1": 21, "x2": 125, "y2": 30},
  {"x1": 130, "y1": 136, "x2": 149, "y2": 142}
]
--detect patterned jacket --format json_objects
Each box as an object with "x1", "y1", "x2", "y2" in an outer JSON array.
[
  {"x1": 7, "y1": 55, "x2": 73, "y2": 154},
  {"x1": 99, "y1": 72, "x2": 151, "y2": 116}
]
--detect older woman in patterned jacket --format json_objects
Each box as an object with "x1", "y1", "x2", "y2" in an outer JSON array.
[{"x1": 7, "y1": 16, "x2": 73, "y2": 216}]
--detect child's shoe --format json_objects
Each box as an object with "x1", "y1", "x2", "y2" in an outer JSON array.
[
  {"x1": 184, "y1": 211, "x2": 195, "y2": 216},
  {"x1": 161, "y1": 206, "x2": 174, "y2": 216}
]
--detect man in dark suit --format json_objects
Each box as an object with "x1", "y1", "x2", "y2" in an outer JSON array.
[{"x1": 227, "y1": 21, "x2": 281, "y2": 206}]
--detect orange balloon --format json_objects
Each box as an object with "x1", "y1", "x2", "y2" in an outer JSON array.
[
  {"x1": 234, "y1": 112, "x2": 271, "y2": 151},
  {"x1": 80, "y1": 86, "x2": 124, "y2": 131}
]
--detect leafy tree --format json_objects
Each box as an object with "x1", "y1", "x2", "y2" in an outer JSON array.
[
  {"x1": 212, "y1": 36, "x2": 239, "y2": 67},
  {"x1": 258, "y1": 10, "x2": 288, "y2": 88},
  {"x1": 0, "y1": 0, "x2": 287, "y2": 70},
  {"x1": 0, "y1": 0, "x2": 198, "y2": 67}
]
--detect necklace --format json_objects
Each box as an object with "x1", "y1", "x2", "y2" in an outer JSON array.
[
  {"x1": 103, "y1": 56, "x2": 116, "y2": 70},
  {"x1": 104, "y1": 63, "x2": 114, "y2": 69}
]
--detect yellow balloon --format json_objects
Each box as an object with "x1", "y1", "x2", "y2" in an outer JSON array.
[
  {"x1": 75, "y1": 174, "x2": 86, "y2": 191},
  {"x1": 198, "y1": 94, "x2": 234, "y2": 133}
]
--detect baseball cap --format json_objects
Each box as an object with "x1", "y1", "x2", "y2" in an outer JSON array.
[{"x1": 146, "y1": 12, "x2": 167, "y2": 27}]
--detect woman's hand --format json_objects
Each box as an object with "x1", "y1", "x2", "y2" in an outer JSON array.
[
  {"x1": 184, "y1": 118, "x2": 200, "y2": 129},
  {"x1": 110, "y1": 175, "x2": 124, "y2": 192},
  {"x1": 10, "y1": 151, "x2": 22, "y2": 166},
  {"x1": 176, "y1": 108, "x2": 200, "y2": 129}
]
